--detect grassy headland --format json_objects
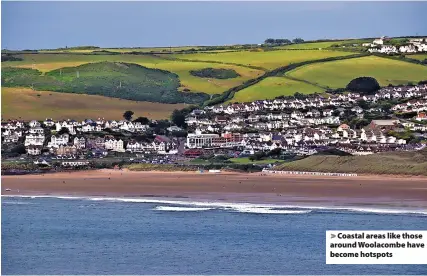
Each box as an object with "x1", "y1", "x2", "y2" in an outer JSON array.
[{"x1": 274, "y1": 149, "x2": 427, "y2": 176}]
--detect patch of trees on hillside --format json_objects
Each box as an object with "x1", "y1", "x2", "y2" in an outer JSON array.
[
  {"x1": 264, "y1": 38, "x2": 305, "y2": 45},
  {"x1": 1, "y1": 54, "x2": 23, "y2": 62},
  {"x1": 346, "y1": 77, "x2": 380, "y2": 95},
  {"x1": 190, "y1": 68, "x2": 240, "y2": 79}
]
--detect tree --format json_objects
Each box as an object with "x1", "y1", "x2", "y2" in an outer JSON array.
[
  {"x1": 268, "y1": 148, "x2": 282, "y2": 157},
  {"x1": 123, "y1": 110, "x2": 134, "y2": 121},
  {"x1": 58, "y1": 127, "x2": 69, "y2": 135},
  {"x1": 171, "y1": 109, "x2": 186, "y2": 128},
  {"x1": 11, "y1": 144, "x2": 26, "y2": 155},
  {"x1": 292, "y1": 38, "x2": 305, "y2": 44},
  {"x1": 346, "y1": 77, "x2": 380, "y2": 95},
  {"x1": 264, "y1": 38, "x2": 275, "y2": 44},
  {"x1": 357, "y1": 100, "x2": 370, "y2": 110},
  {"x1": 249, "y1": 151, "x2": 266, "y2": 161},
  {"x1": 294, "y1": 92, "x2": 306, "y2": 100},
  {"x1": 133, "y1": 116, "x2": 150, "y2": 125}
]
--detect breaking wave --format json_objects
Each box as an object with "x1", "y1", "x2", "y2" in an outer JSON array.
[
  {"x1": 3, "y1": 195, "x2": 427, "y2": 216},
  {"x1": 154, "y1": 206, "x2": 213, "y2": 212}
]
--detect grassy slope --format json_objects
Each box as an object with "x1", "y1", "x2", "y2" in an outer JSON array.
[
  {"x1": 151, "y1": 61, "x2": 263, "y2": 94},
  {"x1": 39, "y1": 46, "x2": 204, "y2": 54},
  {"x1": 274, "y1": 149, "x2": 427, "y2": 176},
  {"x1": 230, "y1": 77, "x2": 325, "y2": 103},
  {"x1": 2, "y1": 53, "x2": 263, "y2": 95},
  {"x1": 1, "y1": 53, "x2": 166, "y2": 72},
  {"x1": 2, "y1": 62, "x2": 207, "y2": 104},
  {"x1": 169, "y1": 50, "x2": 355, "y2": 70},
  {"x1": 229, "y1": 157, "x2": 284, "y2": 164},
  {"x1": 405, "y1": 54, "x2": 427, "y2": 61},
  {"x1": 286, "y1": 56, "x2": 427, "y2": 88},
  {"x1": 1, "y1": 87, "x2": 184, "y2": 120},
  {"x1": 277, "y1": 41, "x2": 345, "y2": 49}
]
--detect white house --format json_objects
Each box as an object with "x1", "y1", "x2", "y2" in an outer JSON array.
[
  {"x1": 29, "y1": 127, "x2": 44, "y2": 134},
  {"x1": 74, "y1": 137, "x2": 86, "y2": 149},
  {"x1": 29, "y1": 120, "x2": 41, "y2": 128},
  {"x1": 373, "y1": 38, "x2": 384, "y2": 45},
  {"x1": 104, "y1": 139, "x2": 124, "y2": 152},
  {"x1": 27, "y1": 146, "x2": 42, "y2": 155},
  {"x1": 55, "y1": 121, "x2": 76, "y2": 135},
  {"x1": 47, "y1": 134, "x2": 69, "y2": 148},
  {"x1": 43, "y1": 118, "x2": 55, "y2": 127},
  {"x1": 24, "y1": 134, "x2": 45, "y2": 146}
]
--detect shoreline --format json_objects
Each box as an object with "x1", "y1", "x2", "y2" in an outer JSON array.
[
  {"x1": 3, "y1": 167, "x2": 427, "y2": 179},
  {"x1": 3, "y1": 194, "x2": 427, "y2": 215},
  {"x1": 2, "y1": 170, "x2": 427, "y2": 210}
]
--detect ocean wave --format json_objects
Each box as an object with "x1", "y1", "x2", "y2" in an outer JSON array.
[
  {"x1": 1, "y1": 201, "x2": 32, "y2": 205},
  {"x1": 3, "y1": 195, "x2": 427, "y2": 216},
  {"x1": 343, "y1": 207, "x2": 427, "y2": 215},
  {"x1": 154, "y1": 206, "x2": 213, "y2": 212},
  {"x1": 231, "y1": 207, "x2": 311, "y2": 214}
]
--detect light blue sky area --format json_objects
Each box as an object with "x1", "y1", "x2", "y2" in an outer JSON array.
[{"x1": 2, "y1": 1, "x2": 426, "y2": 50}]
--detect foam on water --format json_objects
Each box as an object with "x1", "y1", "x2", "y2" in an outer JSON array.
[
  {"x1": 230, "y1": 207, "x2": 311, "y2": 214},
  {"x1": 154, "y1": 206, "x2": 213, "y2": 212},
  {"x1": 3, "y1": 195, "x2": 427, "y2": 216}
]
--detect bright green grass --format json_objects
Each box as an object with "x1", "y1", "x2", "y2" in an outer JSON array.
[
  {"x1": 169, "y1": 50, "x2": 355, "y2": 70},
  {"x1": 229, "y1": 157, "x2": 284, "y2": 164},
  {"x1": 1, "y1": 53, "x2": 262, "y2": 95},
  {"x1": 1, "y1": 53, "x2": 166, "y2": 72},
  {"x1": 103, "y1": 46, "x2": 202, "y2": 53},
  {"x1": 406, "y1": 54, "x2": 427, "y2": 61},
  {"x1": 145, "y1": 61, "x2": 263, "y2": 94},
  {"x1": 230, "y1": 77, "x2": 325, "y2": 103},
  {"x1": 277, "y1": 41, "x2": 345, "y2": 49},
  {"x1": 286, "y1": 56, "x2": 427, "y2": 88}
]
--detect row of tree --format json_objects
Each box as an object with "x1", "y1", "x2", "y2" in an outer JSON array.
[{"x1": 264, "y1": 38, "x2": 305, "y2": 45}]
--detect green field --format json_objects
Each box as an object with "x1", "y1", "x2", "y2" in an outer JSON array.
[
  {"x1": 1, "y1": 53, "x2": 165, "y2": 72},
  {"x1": 286, "y1": 56, "x2": 427, "y2": 88},
  {"x1": 229, "y1": 157, "x2": 284, "y2": 164},
  {"x1": 2, "y1": 62, "x2": 208, "y2": 104},
  {"x1": 277, "y1": 41, "x2": 345, "y2": 49},
  {"x1": 1, "y1": 87, "x2": 184, "y2": 120},
  {"x1": 149, "y1": 61, "x2": 263, "y2": 94},
  {"x1": 2, "y1": 53, "x2": 263, "y2": 95},
  {"x1": 170, "y1": 50, "x2": 355, "y2": 70},
  {"x1": 230, "y1": 77, "x2": 325, "y2": 103},
  {"x1": 406, "y1": 54, "x2": 427, "y2": 61}
]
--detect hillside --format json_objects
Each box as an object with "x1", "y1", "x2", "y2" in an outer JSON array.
[
  {"x1": 2, "y1": 62, "x2": 209, "y2": 104},
  {"x1": 230, "y1": 76, "x2": 324, "y2": 103},
  {"x1": 1, "y1": 87, "x2": 184, "y2": 120},
  {"x1": 169, "y1": 50, "x2": 354, "y2": 70},
  {"x1": 286, "y1": 56, "x2": 427, "y2": 88},
  {"x1": 1, "y1": 53, "x2": 264, "y2": 95},
  {"x1": 274, "y1": 149, "x2": 427, "y2": 176},
  {"x1": 3, "y1": 39, "x2": 427, "y2": 117}
]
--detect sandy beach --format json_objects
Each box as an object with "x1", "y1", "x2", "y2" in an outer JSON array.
[{"x1": 2, "y1": 170, "x2": 427, "y2": 209}]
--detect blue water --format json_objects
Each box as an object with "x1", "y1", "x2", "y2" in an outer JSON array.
[{"x1": 2, "y1": 196, "x2": 427, "y2": 275}]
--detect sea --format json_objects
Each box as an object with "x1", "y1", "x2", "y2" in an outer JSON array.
[{"x1": 2, "y1": 195, "x2": 427, "y2": 275}]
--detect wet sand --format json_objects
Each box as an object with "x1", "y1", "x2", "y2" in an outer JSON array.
[{"x1": 2, "y1": 170, "x2": 427, "y2": 209}]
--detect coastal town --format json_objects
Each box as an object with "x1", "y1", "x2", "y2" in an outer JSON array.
[
  {"x1": 2, "y1": 83, "x2": 427, "y2": 169},
  {"x1": 365, "y1": 37, "x2": 427, "y2": 55}
]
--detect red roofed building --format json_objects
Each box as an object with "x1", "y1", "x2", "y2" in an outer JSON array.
[
  {"x1": 184, "y1": 149, "x2": 203, "y2": 158},
  {"x1": 416, "y1": 112, "x2": 427, "y2": 121}
]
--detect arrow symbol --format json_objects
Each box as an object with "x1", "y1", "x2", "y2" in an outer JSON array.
[{"x1": 331, "y1": 234, "x2": 336, "y2": 239}]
